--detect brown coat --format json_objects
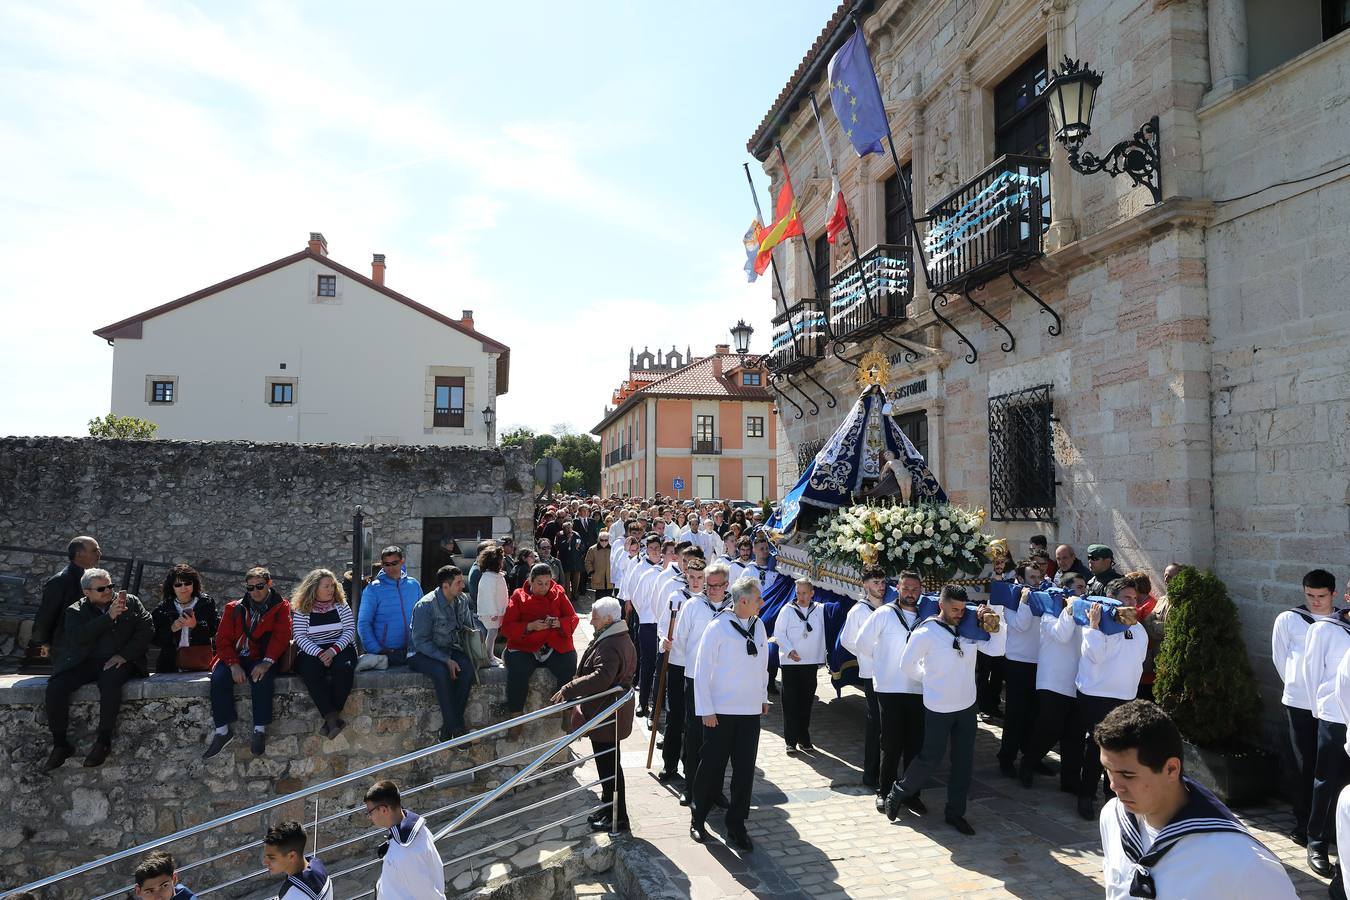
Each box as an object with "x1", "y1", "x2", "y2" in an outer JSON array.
[
  {"x1": 584, "y1": 545, "x2": 613, "y2": 590},
  {"x1": 560, "y1": 622, "x2": 636, "y2": 743}
]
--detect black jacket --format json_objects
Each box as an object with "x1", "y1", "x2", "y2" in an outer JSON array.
[
  {"x1": 557, "y1": 531, "x2": 586, "y2": 571},
  {"x1": 574, "y1": 517, "x2": 602, "y2": 547},
  {"x1": 150, "y1": 595, "x2": 220, "y2": 673},
  {"x1": 33, "y1": 563, "x2": 85, "y2": 646},
  {"x1": 51, "y1": 594, "x2": 153, "y2": 676},
  {"x1": 1087, "y1": 566, "x2": 1124, "y2": 597}
]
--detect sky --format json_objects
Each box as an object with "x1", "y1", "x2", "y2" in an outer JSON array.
[{"x1": 0, "y1": 0, "x2": 840, "y2": 439}]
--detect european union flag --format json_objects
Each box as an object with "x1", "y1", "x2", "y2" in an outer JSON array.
[{"x1": 827, "y1": 28, "x2": 889, "y2": 157}]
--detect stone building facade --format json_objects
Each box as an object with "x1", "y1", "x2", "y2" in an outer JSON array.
[
  {"x1": 752, "y1": 0, "x2": 1349, "y2": 738},
  {"x1": 0, "y1": 437, "x2": 534, "y2": 651}
]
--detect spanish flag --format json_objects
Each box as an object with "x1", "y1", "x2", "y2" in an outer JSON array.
[{"x1": 754, "y1": 179, "x2": 803, "y2": 275}]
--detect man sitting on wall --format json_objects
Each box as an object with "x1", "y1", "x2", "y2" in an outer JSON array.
[
  {"x1": 44, "y1": 567, "x2": 153, "y2": 770},
  {"x1": 30, "y1": 534, "x2": 103, "y2": 656},
  {"x1": 357, "y1": 547, "x2": 422, "y2": 667}
]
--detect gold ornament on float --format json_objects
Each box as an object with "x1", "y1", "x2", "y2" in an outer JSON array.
[{"x1": 856, "y1": 348, "x2": 890, "y2": 390}]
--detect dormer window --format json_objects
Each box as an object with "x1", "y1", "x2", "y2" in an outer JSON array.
[{"x1": 742, "y1": 371, "x2": 762, "y2": 386}]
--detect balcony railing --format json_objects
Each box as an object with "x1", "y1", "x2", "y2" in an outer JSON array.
[
  {"x1": 924, "y1": 153, "x2": 1050, "y2": 293},
  {"x1": 603, "y1": 445, "x2": 632, "y2": 467},
  {"x1": 690, "y1": 436, "x2": 722, "y2": 455},
  {"x1": 770, "y1": 299, "x2": 827, "y2": 374},
  {"x1": 828, "y1": 243, "x2": 912, "y2": 344}
]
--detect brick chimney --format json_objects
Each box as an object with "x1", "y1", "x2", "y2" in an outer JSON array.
[
  {"x1": 714, "y1": 343, "x2": 730, "y2": 354},
  {"x1": 711, "y1": 354, "x2": 723, "y2": 378},
  {"x1": 371, "y1": 253, "x2": 386, "y2": 285},
  {"x1": 460, "y1": 309, "x2": 475, "y2": 330},
  {"x1": 307, "y1": 232, "x2": 328, "y2": 256}
]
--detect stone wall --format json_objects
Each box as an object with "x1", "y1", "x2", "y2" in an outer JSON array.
[
  {"x1": 0, "y1": 664, "x2": 594, "y2": 898},
  {"x1": 0, "y1": 437, "x2": 535, "y2": 643}
]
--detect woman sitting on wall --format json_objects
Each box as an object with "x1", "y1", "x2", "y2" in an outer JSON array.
[
  {"x1": 500, "y1": 563, "x2": 579, "y2": 735},
  {"x1": 291, "y1": 568, "x2": 358, "y2": 739},
  {"x1": 151, "y1": 564, "x2": 219, "y2": 673}
]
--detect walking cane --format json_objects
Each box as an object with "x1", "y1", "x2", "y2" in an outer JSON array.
[{"x1": 646, "y1": 598, "x2": 679, "y2": 769}]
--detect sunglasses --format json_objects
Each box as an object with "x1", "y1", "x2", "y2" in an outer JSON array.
[
  {"x1": 173, "y1": 580, "x2": 195, "y2": 588},
  {"x1": 245, "y1": 582, "x2": 268, "y2": 591},
  {"x1": 89, "y1": 585, "x2": 113, "y2": 593},
  {"x1": 706, "y1": 581, "x2": 727, "y2": 589}
]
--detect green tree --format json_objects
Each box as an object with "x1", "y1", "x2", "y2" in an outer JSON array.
[
  {"x1": 499, "y1": 426, "x2": 534, "y2": 449},
  {"x1": 1152, "y1": 567, "x2": 1262, "y2": 747},
  {"x1": 88, "y1": 414, "x2": 158, "y2": 439},
  {"x1": 498, "y1": 425, "x2": 598, "y2": 494},
  {"x1": 560, "y1": 467, "x2": 586, "y2": 494}
]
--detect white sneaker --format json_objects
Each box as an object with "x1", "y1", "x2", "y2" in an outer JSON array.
[{"x1": 489, "y1": 656, "x2": 505, "y2": 667}]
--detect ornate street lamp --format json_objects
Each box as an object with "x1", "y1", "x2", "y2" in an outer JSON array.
[
  {"x1": 730, "y1": 319, "x2": 754, "y2": 363},
  {"x1": 1045, "y1": 57, "x2": 1162, "y2": 205},
  {"x1": 482, "y1": 405, "x2": 495, "y2": 428}
]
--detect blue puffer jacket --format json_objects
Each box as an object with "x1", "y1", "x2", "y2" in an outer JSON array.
[{"x1": 356, "y1": 571, "x2": 422, "y2": 654}]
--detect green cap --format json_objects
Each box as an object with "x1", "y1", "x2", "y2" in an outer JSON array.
[{"x1": 1086, "y1": 544, "x2": 1114, "y2": 560}]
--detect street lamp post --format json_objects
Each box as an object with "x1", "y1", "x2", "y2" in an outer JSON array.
[
  {"x1": 482, "y1": 404, "x2": 495, "y2": 442},
  {"x1": 730, "y1": 319, "x2": 754, "y2": 364},
  {"x1": 1044, "y1": 57, "x2": 1162, "y2": 205}
]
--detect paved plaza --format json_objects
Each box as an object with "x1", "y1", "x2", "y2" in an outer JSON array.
[{"x1": 600, "y1": 675, "x2": 1330, "y2": 899}]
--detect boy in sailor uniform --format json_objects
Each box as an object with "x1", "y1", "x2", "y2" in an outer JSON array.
[
  {"x1": 839, "y1": 566, "x2": 893, "y2": 791},
  {"x1": 1299, "y1": 578, "x2": 1350, "y2": 877},
  {"x1": 672, "y1": 561, "x2": 731, "y2": 808},
  {"x1": 365, "y1": 779, "x2": 445, "y2": 900},
  {"x1": 261, "y1": 821, "x2": 332, "y2": 900},
  {"x1": 777, "y1": 576, "x2": 826, "y2": 754},
  {"x1": 739, "y1": 534, "x2": 782, "y2": 694},
  {"x1": 626, "y1": 534, "x2": 666, "y2": 716},
  {"x1": 657, "y1": 555, "x2": 706, "y2": 783},
  {"x1": 1096, "y1": 700, "x2": 1295, "y2": 899},
  {"x1": 1271, "y1": 568, "x2": 1339, "y2": 848}
]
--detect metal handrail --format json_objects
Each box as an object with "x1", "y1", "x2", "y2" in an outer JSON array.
[{"x1": 7, "y1": 685, "x2": 626, "y2": 896}]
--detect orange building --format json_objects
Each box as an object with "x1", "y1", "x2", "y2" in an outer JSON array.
[{"x1": 593, "y1": 344, "x2": 778, "y2": 501}]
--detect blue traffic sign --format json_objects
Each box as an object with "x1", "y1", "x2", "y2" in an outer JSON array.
[{"x1": 673, "y1": 477, "x2": 685, "y2": 490}]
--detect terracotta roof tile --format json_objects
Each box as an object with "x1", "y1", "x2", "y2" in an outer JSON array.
[{"x1": 592, "y1": 354, "x2": 771, "y2": 434}]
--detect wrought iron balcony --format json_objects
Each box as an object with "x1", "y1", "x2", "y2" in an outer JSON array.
[
  {"x1": 924, "y1": 154, "x2": 1050, "y2": 293},
  {"x1": 603, "y1": 445, "x2": 632, "y2": 467},
  {"x1": 690, "y1": 436, "x2": 722, "y2": 455},
  {"x1": 770, "y1": 299, "x2": 827, "y2": 374},
  {"x1": 828, "y1": 243, "x2": 912, "y2": 345}
]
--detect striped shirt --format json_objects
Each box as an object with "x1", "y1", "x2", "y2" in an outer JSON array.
[{"x1": 292, "y1": 604, "x2": 356, "y2": 657}]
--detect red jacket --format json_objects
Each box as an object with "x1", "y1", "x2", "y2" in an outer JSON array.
[
  {"x1": 501, "y1": 583, "x2": 578, "y2": 654},
  {"x1": 212, "y1": 592, "x2": 292, "y2": 667}
]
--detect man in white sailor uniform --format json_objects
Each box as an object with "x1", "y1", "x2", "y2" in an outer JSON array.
[
  {"x1": 626, "y1": 534, "x2": 666, "y2": 717},
  {"x1": 1096, "y1": 700, "x2": 1295, "y2": 899},
  {"x1": 776, "y1": 576, "x2": 826, "y2": 754},
  {"x1": 1073, "y1": 576, "x2": 1148, "y2": 822},
  {"x1": 840, "y1": 565, "x2": 892, "y2": 791},
  {"x1": 998, "y1": 560, "x2": 1045, "y2": 779},
  {"x1": 739, "y1": 534, "x2": 782, "y2": 694},
  {"x1": 261, "y1": 821, "x2": 333, "y2": 900},
  {"x1": 1299, "y1": 576, "x2": 1350, "y2": 877},
  {"x1": 886, "y1": 584, "x2": 1005, "y2": 834},
  {"x1": 689, "y1": 574, "x2": 768, "y2": 852},
  {"x1": 671, "y1": 561, "x2": 731, "y2": 808},
  {"x1": 856, "y1": 569, "x2": 926, "y2": 812},
  {"x1": 1019, "y1": 571, "x2": 1085, "y2": 791},
  {"x1": 1272, "y1": 568, "x2": 1338, "y2": 848},
  {"x1": 365, "y1": 779, "x2": 446, "y2": 900},
  {"x1": 657, "y1": 555, "x2": 706, "y2": 783}
]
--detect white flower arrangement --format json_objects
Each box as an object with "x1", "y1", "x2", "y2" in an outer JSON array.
[{"x1": 808, "y1": 501, "x2": 993, "y2": 580}]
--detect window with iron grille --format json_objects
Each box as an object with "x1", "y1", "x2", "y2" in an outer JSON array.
[
  {"x1": 812, "y1": 233, "x2": 830, "y2": 300},
  {"x1": 884, "y1": 164, "x2": 914, "y2": 246},
  {"x1": 317, "y1": 274, "x2": 337, "y2": 297},
  {"x1": 434, "y1": 376, "x2": 465, "y2": 427},
  {"x1": 746, "y1": 416, "x2": 764, "y2": 438},
  {"x1": 988, "y1": 384, "x2": 1055, "y2": 521},
  {"x1": 797, "y1": 438, "x2": 824, "y2": 476}
]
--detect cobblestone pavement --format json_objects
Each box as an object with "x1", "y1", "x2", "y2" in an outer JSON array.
[{"x1": 598, "y1": 673, "x2": 1329, "y2": 899}]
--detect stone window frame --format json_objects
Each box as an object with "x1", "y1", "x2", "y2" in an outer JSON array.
[
  {"x1": 266, "y1": 377, "x2": 298, "y2": 406},
  {"x1": 424, "y1": 365, "x2": 475, "y2": 436},
  {"x1": 145, "y1": 375, "x2": 178, "y2": 405},
  {"x1": 310, "y1": 267, "x2": 344, "y2": 305}
]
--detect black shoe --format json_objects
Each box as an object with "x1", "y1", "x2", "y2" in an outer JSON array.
[
  {"x1": 250, "y1": 731, "x2": 266, "y2": 756},
  {"x1": 1290, "y1": 826, "x2": 1308, "y2": 847},
  {"x1": 714, "y1": 793, "x2": 730, "y2": 809},
  {"x1": 945, "y1": 814, "x2": 975, "y2": 836},
  {"x1": 656, "y1": 738, "x2": 664, "y2": 749},
  {"x1": 203, "y1": 731, "x2": 234, "y2": 760},
  {"x1": 785, "y1": 744, "x2": 798, "y2": 755},
  {"x1": 799, "y1": 742, "x2": 815, "y2": 752},
  {"x1": 1077, "y1": 795, "x2": 1095, "y2": 821},
  {"x1": 44, "y1": 743, "x2": 73, "y2": 771},
  {"x1": 679, "y1": 792, "x2": 693, "y2": 807},
  {"x1": 885, "y1": 790, "x2": 902, "y2": 822},
  {"x1": 689, "y1": 821, "x2": 710, "y2": 843},
  {"x1": 727, "y1": 827, "x2": 754, "y2": 852},
  {"x1": 1017, "y1": 764, "x2": 1034, "y2": 789},
  {"x1": 875, "y1": 794, "x2": 886, "y2": 813},
  {"x1": 83, "y1": 739, "x2": 111, "y2": 768},
  {"x1": 591, "y1": 816, "x2": 629, "y2": 833},
  {"x1": 998, "y1": 759, "x2": 1017, "y2": 778},
  {"x1": 657, "y1": 770, "x2": 679, "y2": 785},
  {"x1": 1308, "y1": 848, "x2": 1333, "y2": 878},
  {"x1": 908, "y1": 794, "x2": 927, "y2": 815},
  {"x1": 636, "y1": 707, "x2": 649, "y2": 719}
]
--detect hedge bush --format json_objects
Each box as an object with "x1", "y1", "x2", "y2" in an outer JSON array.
[{"x1": 1152, "y1": 566, "x2": 1262, "y2": 747}]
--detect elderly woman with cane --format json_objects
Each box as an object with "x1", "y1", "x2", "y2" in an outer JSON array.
[{"x1": 552, "y1": 596, "x2": 636, "y2": 833}]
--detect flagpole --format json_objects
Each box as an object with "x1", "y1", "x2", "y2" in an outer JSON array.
[
  {"x1": 773, "y1": 141, "x2": 820, "y2": 292},
  {"x1": 849, "y1": 12, "x2": 934, "y2": 293},
  {"x1": 743, "y1": 163, "x2": 798, "y2": 344},
  {"x1": 808, "y1": 93, "x2": 877, "y2": 328}
]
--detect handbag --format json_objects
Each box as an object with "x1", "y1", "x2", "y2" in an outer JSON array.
[
  {"x1": 176, "y1": 644, "x2": 214, "y2": 672},
  {"x1": 460, "y1": 626, "x2": 489, "y2": 670}
]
